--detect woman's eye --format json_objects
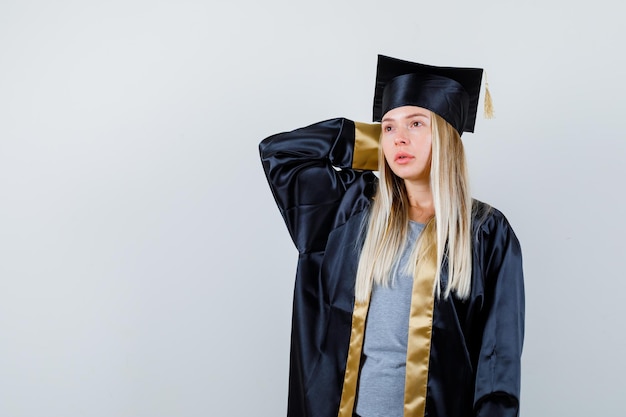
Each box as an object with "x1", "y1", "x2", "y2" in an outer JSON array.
[
  {"x1": 384, "y1": 126, "x2": 392, "y2": 132},
  {"x1": 412, "y1": 121, "x2": 421, "y2": 127}
]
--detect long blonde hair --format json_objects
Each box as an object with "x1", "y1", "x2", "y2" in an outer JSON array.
[{"x1": 354, "y1": 112, "x2": 472, "y2": 302}]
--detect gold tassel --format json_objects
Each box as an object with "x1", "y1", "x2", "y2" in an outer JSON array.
[{"x1": 483, "y1": 71, "x2": 495, "y2": 119}]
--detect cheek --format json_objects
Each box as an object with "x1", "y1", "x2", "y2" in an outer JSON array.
[
  {"x1": 381, "y1": 139, "x2": 394, "y2": 162},
  {"x1": 419, "y1": 136, "x2": 433, "y2": 157}
]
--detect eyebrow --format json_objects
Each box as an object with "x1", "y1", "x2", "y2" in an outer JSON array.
[{"x1": 381, "y1": 112, "x2": 430, "y2": 123}]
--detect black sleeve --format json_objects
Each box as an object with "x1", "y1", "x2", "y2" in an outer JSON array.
[
  {"x1": 474, "y1": 212, "x2": 525, "y2": 417},
  {"x1": 259, "y1": 118, "x2": 378, "y2": 254}
]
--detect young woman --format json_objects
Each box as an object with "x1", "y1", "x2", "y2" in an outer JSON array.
[{"x1": 260, "y1": 55, "x2": 524, "y2": 417}]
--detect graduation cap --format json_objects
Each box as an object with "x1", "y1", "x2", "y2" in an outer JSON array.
[{"x1": 372, "y1": 55, "x2": 489, "y2": 135}]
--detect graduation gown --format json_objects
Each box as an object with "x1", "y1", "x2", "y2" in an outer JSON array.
[{"x1": 259, "y1": 118, "x2": 525, "y2": 417}]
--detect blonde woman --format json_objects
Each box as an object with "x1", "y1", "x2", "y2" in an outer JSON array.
[{"x1": 260, "y1": 55, "x2": 524, "y2": 417}]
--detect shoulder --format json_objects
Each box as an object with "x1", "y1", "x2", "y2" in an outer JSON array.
[
  {"x1": 471, "y1": 199, "x2": 517, "y2": 237},
  {"x1": 469, "y1": 201, "x2": 524, "y2": 305},
  {"x1": 471, "y1": 199, "x2": 522, "y2": 260}
]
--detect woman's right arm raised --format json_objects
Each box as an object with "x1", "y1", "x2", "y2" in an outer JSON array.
[{"x1": 259, "y1": 118, "x2": 380, "y2": 254}]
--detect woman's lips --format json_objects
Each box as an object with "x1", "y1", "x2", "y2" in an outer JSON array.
[{"x1": 394, "y1": 152, "x2": 414, "y2": 164}]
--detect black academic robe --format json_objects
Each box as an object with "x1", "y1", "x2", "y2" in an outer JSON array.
[{"x1": 260, "y1": 118, "x2": 525, "y2": 417}]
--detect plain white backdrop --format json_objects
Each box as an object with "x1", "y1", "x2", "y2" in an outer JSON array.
[{"x1": 1, "y1": 0, "x2": 624, "y2": 416}]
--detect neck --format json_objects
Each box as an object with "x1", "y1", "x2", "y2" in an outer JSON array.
[{"x1": 404, "y1": 180, "x2": 434, "y2": 223}]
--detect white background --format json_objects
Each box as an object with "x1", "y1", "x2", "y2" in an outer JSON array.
[{"x1": 1, "y1": 0, "x2": 624, "y2": 416}]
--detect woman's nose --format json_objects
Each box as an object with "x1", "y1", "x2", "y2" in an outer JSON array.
[{"x1": 394, "y1": 129, "x2": 408, "y2": 145}]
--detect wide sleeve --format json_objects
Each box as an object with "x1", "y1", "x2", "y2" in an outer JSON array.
[
  {"x1": 473, "y1": 211, "x2": 525, "y2": 417},
  {"x1": 259, "y1": 118, "x2": 380, "y2": 254}
]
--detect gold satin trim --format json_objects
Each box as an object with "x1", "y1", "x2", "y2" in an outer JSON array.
[
  {"x1": 352, "y1": 122, "x2": 380, "y2": 171},
  {"x1": 404, "y1": 220, "x2": 437, "y2": 417},
  {"x1": 337, "y1": 298, "x2": 370, "y2": 417},
  {"x1": 337, "y1": 220, "x2": 437, "y2": 417}
]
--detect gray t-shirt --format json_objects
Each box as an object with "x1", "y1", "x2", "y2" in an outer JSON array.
[{"x1": 355, "y1": 221, "x2": 424, "y2": 417}]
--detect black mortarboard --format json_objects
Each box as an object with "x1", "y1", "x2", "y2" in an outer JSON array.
[{"x1": 372, "y1": 55, "x2": 485, "y2": 135}]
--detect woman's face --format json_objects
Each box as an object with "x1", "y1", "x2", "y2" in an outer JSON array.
[{"x1": 381, "y1": 105, "x2": 432, "y2": 184}]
